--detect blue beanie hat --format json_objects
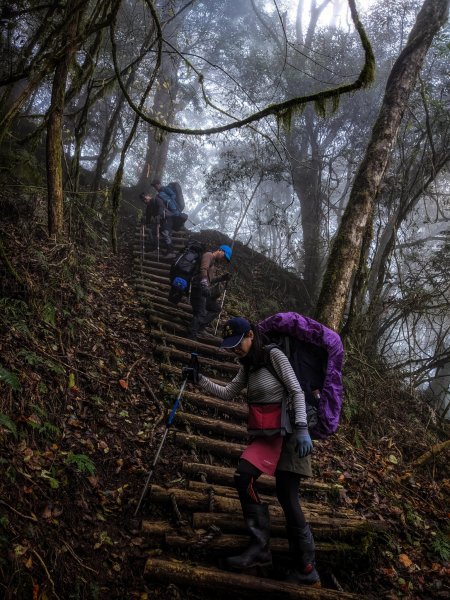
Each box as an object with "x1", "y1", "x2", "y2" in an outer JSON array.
[{"x1": 219, "y1": 244, "x2": 232, "y2": 262}]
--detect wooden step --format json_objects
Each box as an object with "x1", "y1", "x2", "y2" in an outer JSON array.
[
  {"x1": 175, "y1": 411, "x2": 248, "y2": 440},
  {"x1": 151, "y1": 330, "x2": 224, "y2": 357},
  {"x1": 189, "y1": 513, "x2": 377, "y2": 539},
  {"x1": 172, "y1": 431, "x2": 244, "y2": 458},
  {"x1": 185, "y1": 481, "x2": 357, "y2": 519},
  {"x1": 141, "y1": 297, "x2": 193, "y2": 318},
  {"x1": 181, "y1": 462, "x2": 342, "y2": 495},
  {"x1": 148, "y1": 485, "x2": 383, "y2": 532},
  {"x1": 135, "y1": 286, "x2": 192, "y2": 312},
  {"x1": 155, "y1": 345, "x2": 239, "y2": 374},
  {"x1": 149, "y1": 315, "x2": 220, "y2": 346},
  {"x1": 163, "y1": 387, "x2": 247, "y2": 419},
  {"x1": 161, "y1": 364, "x2": 229, "y2": 386},
  {"x1": 145, "y1": 558, "x2": 362, "y2": 599},
  {"x1": 165, "y1": 533, "x2": 353, "y2": 556}
]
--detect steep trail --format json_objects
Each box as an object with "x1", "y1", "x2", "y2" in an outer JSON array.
[{"x1": 131, "y1": 226, "x2": 385, "y2": 599}]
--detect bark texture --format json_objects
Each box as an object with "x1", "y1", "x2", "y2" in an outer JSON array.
[{"x1": 315, "y1": 0, "x2": 449, "y2": 331}]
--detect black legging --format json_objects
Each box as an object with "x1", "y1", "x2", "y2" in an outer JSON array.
[{"x1": 234, "y1": 459, "x2": 307, "y2": 529}]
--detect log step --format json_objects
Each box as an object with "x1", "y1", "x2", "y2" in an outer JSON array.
[
  {"x1": 163, "y1": 387, "x2": 247, "y2": 419},
  {"x1": 155, "y1": 345, "x2": 239, "y2": 374},
  {"x1": 190, "y1": 512, "x2": 385, "y2": 538},
  {"x1": 175, "y1": 411, "x2": 248, "y2": 440},
  {"x1": 160, "y1": 364, "x2": 229, "y2": 385},
  {"x1": 148, "y1": 485, "x2": 367, "y2": 524},
  {"x1": 181, "y1": 462, "x2": 342, "y2": 495},
  {"x1": 172, "y1": 431, "x2": 245, "y2": 458},
  {"x1": 152, "y1": 330, "x2": 224, "y2": 357},
  {"x1": 144, "y1": 558, "x2": 363, "y2": 599}
]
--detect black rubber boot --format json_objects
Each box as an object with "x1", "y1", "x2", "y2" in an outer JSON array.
[
  {"x1": 225, "y1": 504, "x2": 272, "y2": 569},
  {"x1": 286, "y1": 524, "x2": 321, "y2": 586}
]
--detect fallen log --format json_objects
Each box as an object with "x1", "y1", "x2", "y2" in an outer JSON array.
[
  {"x1": 144, "y1": 558, "x2": 363, "y2": 599},
  {"x1": 410, "y1": 439, "x2": 450, "y2": 467}
]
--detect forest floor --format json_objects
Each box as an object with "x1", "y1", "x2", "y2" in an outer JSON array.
[{"x1": 0, "y1": 212, "x2": 449, "y2": 599}]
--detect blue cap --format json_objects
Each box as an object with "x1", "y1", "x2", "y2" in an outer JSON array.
[
  {"x1": 219, "y1": 244, "x2": 232, "y2": 262},
  {"x1": 172, "y1": 276, "x2": 188, "y2": 291},
  {"x1": 220, "y1": 317, "x2": 251, "y2": 349}
]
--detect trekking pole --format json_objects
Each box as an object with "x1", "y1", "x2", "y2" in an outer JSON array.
[
  {"x1": 156, "y1": 222, "x2": 160, "y2": 263},
  {"x1": 133, "y1": 353, "x2": 198, "y2": 517},
  {"x1": 141, "y1": 223, "x2": 145, "y2": 267},
  {"x1": 214, "y1": 281, "x2": 229, "y2": 336}
]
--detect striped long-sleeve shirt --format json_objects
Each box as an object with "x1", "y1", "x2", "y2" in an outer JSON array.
[{"x1": 199, "y1": 347, "x2": 307, "y2": 430}]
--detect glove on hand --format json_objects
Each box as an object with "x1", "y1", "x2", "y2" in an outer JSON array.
[
  {"x1": 200, "y1": 281, "x2": 211, "y2": 298},
  {"x1": 294, "y1": 425, "x2": 313, "y2": 458},
  {"x1": 182, "y1": 364, "x2": 200, "y2": 384}
]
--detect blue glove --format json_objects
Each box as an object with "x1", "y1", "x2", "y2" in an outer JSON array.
[{"x1": 294, "y1": 425, "x2": 313, "y2": 458}]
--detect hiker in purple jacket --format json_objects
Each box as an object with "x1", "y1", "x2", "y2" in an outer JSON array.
[{"x1": 186, "y1": 316, "x2": 320, "y2": 586}]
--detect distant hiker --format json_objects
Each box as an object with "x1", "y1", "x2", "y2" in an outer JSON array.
[
  {"x1": 168, "y1": 239, "x2": 205, "y2": 305},
  {"x1": 151, "y1": 179, "x2": 188, "y2": 232},
  {"x1": 188, "y1": 244, "x2": 232, "y2": 339},
  {"x1": 139, "y1": 192, "x2": 176, "y2": 258},
  {"x1": 184, "y1": 316, "x2": 320, "y2": 586}
]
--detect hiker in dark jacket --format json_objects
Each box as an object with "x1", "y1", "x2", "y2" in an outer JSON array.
[
  {"x1": 188, "y1": 244, "x2": 232, "y2": 339},
  {"x1": 140, "y1": 192, "x2": 176, "y2": 258},
  {"x1": 187, "y1": 316, "x2": 319, "y2": 586}
]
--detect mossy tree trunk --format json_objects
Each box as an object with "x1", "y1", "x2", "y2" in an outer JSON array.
[
  {"x1": 315, "y1": 0, "x2": 449, "y2": 332},
  {"x1": 46, "y1": 0, "x2": 86, "y2": 239}
]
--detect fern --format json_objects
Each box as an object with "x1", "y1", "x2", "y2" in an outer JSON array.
[
  {"x1": 18, "y1": 350, "x2": 65, "y2": 375},
  {"x1": 430, "y1": 532, "x2": 450, "y2": 561},
  {"x1": 66, "y1": 453, "x2": 96, "y2": 475},
  {"x1": 0, "y1": 413, "x2": 17, "y2": 438},
  {"x1": 0, "y1": 365, "x2": 21, "y2": 391},
  {"x1": 39, "y1": 422, "x2": 61, "y2": 441},
  {"x1": 41, "y1": 303, "x2": 56, "y2": 327}
]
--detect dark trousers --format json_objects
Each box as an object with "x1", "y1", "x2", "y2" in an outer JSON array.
[
  {"x1": 145, "y1": 217, "x2": 172, "y2": 251},
  {"x1": 234, "y1": 459, "x2": 307, "y2": 528},
  {"x1": 190, "y1": 286, "x2": 220, "y2": 335}
]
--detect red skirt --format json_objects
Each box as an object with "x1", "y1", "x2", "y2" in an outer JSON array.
[{"x1": 240, "y1": 435, "x2": 284, "y2": 476}]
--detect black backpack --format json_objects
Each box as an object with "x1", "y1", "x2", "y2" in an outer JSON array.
[
  {"x1": 168, "y1": 240, "x2": 205, "y2": 304},
  {"x1": 168, "y1": 181, "x2": 185, "y2": 212}
]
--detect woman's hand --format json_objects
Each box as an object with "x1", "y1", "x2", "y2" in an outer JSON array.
[{"x1": 294, "y1": 425, "x2": 313, "y2": 458}]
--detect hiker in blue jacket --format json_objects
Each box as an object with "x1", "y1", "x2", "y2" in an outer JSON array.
[{"x1": 152, "y1": 179, "x2": 188, "y2": 235}]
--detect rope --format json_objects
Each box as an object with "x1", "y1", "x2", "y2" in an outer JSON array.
[
  {"x1": 207, "y1": 486, "x2": 215, "y2": 512},
  {"x1": 170, "y1": 493, "x2": 188, "y2": 527},
  {"x1": 191, "y1": 524, "x2": 222, "y2": 549}
]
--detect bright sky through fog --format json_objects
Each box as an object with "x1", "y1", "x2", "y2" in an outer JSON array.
[{"x1": 287, "y1": 0, "x2": 375, "y2": 30}]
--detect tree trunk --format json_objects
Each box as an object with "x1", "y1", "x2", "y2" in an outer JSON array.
[
  {"x1": 46, "y1": 0, "x2": 85, "y2": 238},
  {"x1": 315, "y1": 0, "x2": 449, "y2": 331}
]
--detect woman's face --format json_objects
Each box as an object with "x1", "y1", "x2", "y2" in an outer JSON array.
[{"x1": 230, "y1": 330, "x2": 254, "y2": 357}]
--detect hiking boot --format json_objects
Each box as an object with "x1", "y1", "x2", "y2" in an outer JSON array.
[
  {"x1": 165, "y1": 244, "x2": 176, "y2": 259},
  {"x1": 285, "y1": 524, "x2": 320, "y2": 586},
  {"x1": 225, "y1": 504, "x2": 272, "y2": 570}
]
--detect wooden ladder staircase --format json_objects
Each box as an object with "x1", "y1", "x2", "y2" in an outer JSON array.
[{"x1": 132, "y1": 226, "x2": 383, "y2": 599}]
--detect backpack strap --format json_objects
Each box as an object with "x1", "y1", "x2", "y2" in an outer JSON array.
[{"x1": 263, "y1": 344, "x2": 286, "y2": 390}]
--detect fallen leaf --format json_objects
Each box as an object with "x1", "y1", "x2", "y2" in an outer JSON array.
[{"x1": 399, "y1": 553, "x2": 412, "y2": 568}]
